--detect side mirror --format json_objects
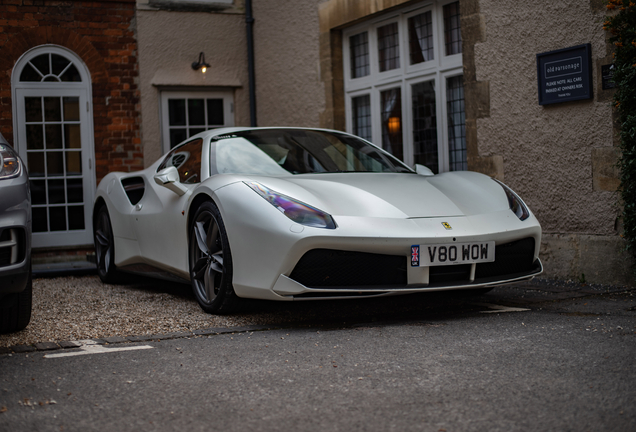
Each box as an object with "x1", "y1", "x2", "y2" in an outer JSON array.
[
  {"x1": 414, "y1": 164, "x2": 434, "y2": 177},
  {"x1": 154, "y1": 166, "x2": 188, "y2": 196}
]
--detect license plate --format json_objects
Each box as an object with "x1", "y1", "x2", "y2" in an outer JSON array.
[{"x1": 411, "y1": 241, "x2": 495, "y2": 267}]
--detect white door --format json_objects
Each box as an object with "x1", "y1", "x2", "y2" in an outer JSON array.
[{"x1": 12, "y1": 46, "x2": 95, "y2": 248}]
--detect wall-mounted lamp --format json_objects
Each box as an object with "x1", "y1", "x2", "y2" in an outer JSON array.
[{"x1": 192, "y1": 52, "x2": 211, "y2": 74}]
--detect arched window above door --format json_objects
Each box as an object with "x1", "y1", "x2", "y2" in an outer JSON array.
[
  {"x1": 13, "y1": 45, "x2": 91, "y2": 89},
  {"x1": 19, "y1": 52, "x2": 82, "y2": 83}
]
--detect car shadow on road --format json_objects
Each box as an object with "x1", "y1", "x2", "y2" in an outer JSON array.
[{"x1": 121, "y1": 274, "x2": 494, "y2": 328}]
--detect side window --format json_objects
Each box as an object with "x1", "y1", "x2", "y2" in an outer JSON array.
[{"x1": 158, "y1": 139, "x2": 203, "y2": 184}]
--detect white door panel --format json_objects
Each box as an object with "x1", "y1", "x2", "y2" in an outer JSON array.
[
  {"x1": 133, "y1": 176, "x2": 190, "y2": 276},
  {"x1": 15, "y1": 89, "x2": 94, "y2": 247}
]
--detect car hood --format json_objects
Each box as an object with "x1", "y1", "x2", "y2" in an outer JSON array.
[{"x1": 239, "y1": 171, "x2": 510, "y2": 219}]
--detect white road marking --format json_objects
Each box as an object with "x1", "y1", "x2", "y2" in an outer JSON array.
[
  {"x1": 44, "y1": 344, "x2": 153, "y2": 358},
  {"x1": 474, "y1": 303, "x2": 531, "y2": 314}
]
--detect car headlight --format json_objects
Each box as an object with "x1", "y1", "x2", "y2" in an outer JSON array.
[
  {"x1": 0, "y1": 144, "x2": 22, "y2": 180},
  {"x1": 245, "y1": 181, "x2": 337, "y2": 229},
  {"x1": 494, "y1": 179, "x2": 530, "y2": 221}
]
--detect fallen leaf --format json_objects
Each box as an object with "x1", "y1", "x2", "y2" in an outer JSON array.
[{"x1": 0, "y1": 406, "x2": 7, "y2": 413}]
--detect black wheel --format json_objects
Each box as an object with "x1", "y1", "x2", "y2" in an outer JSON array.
[
  {"x1": 0, "y1": 270, "x2": 32, "y2": 334},
  {"x1": 189, "y1": 201, "x2": 238, "y2": 314},
  {"x1": 94, "y1": 206, "x2": 121, "y2": 284}
]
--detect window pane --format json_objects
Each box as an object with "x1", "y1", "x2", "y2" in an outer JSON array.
[
  {"x1": 47, "y1": 152, "x2": 64, "y2": 176},
  {"x1": 378, "y1": 23, "x2": 400, "y2": 72},
  {"x1": 188, "y1": 99, "x2": 205, "y2": 126},
  {"x1": 65, "y1": 151, "x2": 82, "y2": 176},
  {"x1": 67, "y1": 179, "x2": 84, "y2": 203},
  {"x1": 352, "y1": 95, "x2": 372, "y2": 141},
  {"x1": 60, "y1": 65, "x2": 81, "y2": 82},
  {"x1": 168, "y1": 99, "x2": 186, "y2": 126},
  {"x1": 63, "y1": 97, "x2": 80, "y2": 121},
  {"x1": 64, "y1": 125, "x2": 81, "y2": 149},
  {"x1": 44, "y1": 97, "x2": 61, "y2": 122},
  {"x1": 68, "y1": 206, "x2": 85, "y2": 230},
  {"x1": 49, "y1": 206, "x2": 66, "y2": 231},
  {"x1": 45, "y1": 124, "x2": 63, "y2": 149},
  {"x1": 25, "y1": 97, "x2": 42, "y2": 122},
  {"x1": 169, "y1": 129, "x2": 187, "y2": 149},
  {"x1": 31, "y1": 54, "x2": 50, "y2": 76},
  {"x1": 30, "y1": 180, "x2": 46, "y2": 205},
  {"x1": 32, "y1": 207, "x2": 48, "y2": 232},
  {"x1": 350, "y1": 32, "x2": 370, "y2": 78},
  {"x1": 447, "y1": 75, "x2": 467, "y2": 171},
  {"x1": 380, "y1": 88, "x2": 403, "y2": 161},
  {"x1": 412, "y1": 81, "x2": 438, "y2": 173},
  {"x1": 408, "y1": 11, "x2": 434, "y2": 65},
  {"x1": 189, "y1": 128, "x2": 205, "y2": 137},
  {"x1": 48, "y1": 179, "x2": 65, "y2": 204},
  {"x1": 207, "y1": 99, "x2": 224, "y2": 125},
  {"x1": 27, "y1": 152, "x2": 45, "y2": 177},
  {"x1": 26, "y1": 125, "x2": 44, "y2": 150},
  {"x1": 20, "y1": 63, "x2": 42, "y2": 82},
  {"x1": 443, "y1": 1, "x2": 462, "y2": 56},
  {"x1": 51, "y1": 54, "x2": 70, "y2": 76}
]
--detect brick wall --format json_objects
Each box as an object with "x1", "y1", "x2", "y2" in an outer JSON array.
[{"x1": 0, "y1": 0, "x2": 142, "y2": 182}]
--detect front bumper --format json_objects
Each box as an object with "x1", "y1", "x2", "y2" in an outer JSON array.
[
  {"x1": 0, "y1": 171, "x2": 32, "y2": 297},
  {"x1": 215, "y1": 183, "x2": 542, "y2": 301}
]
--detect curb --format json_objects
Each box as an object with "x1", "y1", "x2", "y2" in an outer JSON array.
[
  {"x1": 0, "y1": 324, "x2": 279, "y2": 355},
  {"x1": 32, "y1": 261, "x2": 97, "y2": 278}
]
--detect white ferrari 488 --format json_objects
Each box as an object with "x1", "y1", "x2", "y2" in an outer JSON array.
[{"x1": 93, "y1": 128, "x2": 542, "y2": 313}]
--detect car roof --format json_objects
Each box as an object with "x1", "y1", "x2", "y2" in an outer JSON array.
[{"x1": 189, "y1": 126, "x2": 353, "y2": 141}]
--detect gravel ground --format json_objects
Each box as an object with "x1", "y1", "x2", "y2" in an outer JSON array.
[
  {"x1": 1, "y1": 274, "x2": 633, "y2": 348},
  {"x1": 0, "y1": 275, "x2": 261, "y2": 348}
]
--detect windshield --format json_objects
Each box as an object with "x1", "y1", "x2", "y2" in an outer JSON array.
[{"x1": 211, "y1": 129, "x2": 413, "y2": 175}]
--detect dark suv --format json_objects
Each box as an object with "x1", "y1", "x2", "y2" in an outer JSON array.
[{"x1": 0, "y1": 133, "x2": 32, "y2": 333}]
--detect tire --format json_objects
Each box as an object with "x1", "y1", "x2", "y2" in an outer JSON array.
[
  {"x1": 0, "y1": 270, "x2": 32, "y2": 334},
  {"x1": 189, "y1": 201, "x2": 238, "y2": 314},
  {"x1": 94, "y1": 206, "x2": 121, "y2": 284}
]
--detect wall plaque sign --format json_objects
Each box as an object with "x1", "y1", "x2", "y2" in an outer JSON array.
[
  {"x1": 536, "y1": 44, "x2": 593, "y2": 105},
  {"x1": 602, "y1": 64, "x2": 616, "y2": 90}
]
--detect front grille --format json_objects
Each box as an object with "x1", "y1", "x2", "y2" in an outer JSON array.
[
  {"x1": 289, "y1": 238, "x2": 538, "y2": 291},
  {"x1": 474, "y1": 237, "x2": 536, "y2": 281},
  {"x1": 429, "y1": 264, "x2": 472, "y2": 285},
  {"x1": 289, "y1": 249, "x2": 407, "y2": 288},
  {"x1": 0, "y1": 228, "x2": 24, "y2": 267}
]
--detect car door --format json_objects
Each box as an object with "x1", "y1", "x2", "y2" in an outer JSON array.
[{"x1": 133, "y1": 138, "x2": 203, "y2": 277}]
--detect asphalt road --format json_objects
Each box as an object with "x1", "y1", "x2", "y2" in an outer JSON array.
[{"x1": 1, "y1": 283, "x2": 635, "y2": 431}]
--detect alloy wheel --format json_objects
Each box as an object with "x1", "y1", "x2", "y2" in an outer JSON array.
[{"x1": 190, "y1": 209, "x2": 225, "y2": 305}]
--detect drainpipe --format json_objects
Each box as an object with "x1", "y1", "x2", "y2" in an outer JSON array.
[{"x1": 246, "y1": 0, "x2": 257, "y2": 127}]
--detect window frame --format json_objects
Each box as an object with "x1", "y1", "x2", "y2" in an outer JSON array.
[
  {"x1": 159, "y1": 90, "x2": 234, "y2": 154},
  {"x1": 343, "y1": 0, "x2": 463, "y2": 173}
]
